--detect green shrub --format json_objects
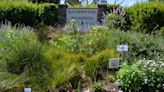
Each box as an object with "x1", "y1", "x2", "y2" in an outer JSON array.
[
  {"x1": 103, "y1": 29, "x2": 164, "y2": 60},
  {"x1": 156, "y1": 26, "x2": 164, "y2": 36},
  {"x1": 84, "y1": 49, "x2": 118, "y2": 80},
  {"x1": 92, "y1": 82, "x2": 103, "y2": 91},
  {"x1": 51, "y1": 20, "x2": 83, "y2": 53},
  {"x1": 51, "y1": 26, "x2": 110, "y2": 55},
  {"x1": 70, "y1": 4, "x2": 97, "y2": 8},
  {"x1": 51, "y1": 27, "x2": 164, "y2": 60},
  {"x1": 117, "y1": 63, "x2": 143, "y2": 92},
  {"x1": 107, "y1": 75, "x2": 116, "y2": 83},
  {"x1": 81, "y1": 27, "x2": 109, "y2": 55},
  {"x1": 94, "y1": 49, "x2": 118, "y2": 69},
  {"x1": 39, "y1": 3, "x2": 58, "y2": 26},
  {"x1": 126, "y1": 2, "x2": 164, "y2": 32},
  {"x1": 103, "y1": 13, "x2": 126, "y2": 30},
  {"x1": 0, "y1": 0, "x2": 25, "y2": 2},
  {"x1": 0, "y1": 2, "x2": 58, "y2": 27},
  {"x1": 117, "y1": 60, "x2": 164, "y2": 92},
  {"x1": 134, "y1": 60, "x2": 164, "y2": 91}
]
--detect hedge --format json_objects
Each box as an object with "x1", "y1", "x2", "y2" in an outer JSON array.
[
  {"x1": 126, "y1": 2, "x2": 164, "y2": 32},
  {"x1": 0, "y1": 2, "x2": 58, "y2": 27}
]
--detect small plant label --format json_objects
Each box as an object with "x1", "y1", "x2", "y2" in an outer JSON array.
[
  {"x1": 109, "y1": 58, "x2": 120, "y2": 69},
  {"x1": 24, "y1": 88, "x2": 32, "y2": 92},
  {"x1": 117, "y1": 45, "x2": 128, "y2": 52}
]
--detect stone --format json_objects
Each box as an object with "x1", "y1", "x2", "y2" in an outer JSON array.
[{"x1": 102, "y1": 83, "x2": 119, "y2": 92}]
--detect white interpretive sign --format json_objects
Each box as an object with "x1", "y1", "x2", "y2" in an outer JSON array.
[
  {"x1": 109, "y1": 58, "x2": 120, "y2": 69},
  {"x1": 117, "y1": 45, "x2": 128, "y2": 52},
  {"x1": 66, "y1": 8, "x2": 98, "y2": 25},
  {"x1": 24, "y1": 88, "x2": 32, "y2": 92}
]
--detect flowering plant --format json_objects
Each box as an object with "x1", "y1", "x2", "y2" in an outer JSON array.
[
  {"x1": 134, "y1": 60, "x2": 164, "y2": 91},
  {"x1": 117, "y1": 60, "x2": 164, "y2": 92}
]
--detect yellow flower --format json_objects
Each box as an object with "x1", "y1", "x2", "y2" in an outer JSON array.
[
  {"x1": 93, "y1": 27, "x2": 96, "y2": 31},
  {"x1": 88, "y1": 41, "x2": 92, "y2": 45}
]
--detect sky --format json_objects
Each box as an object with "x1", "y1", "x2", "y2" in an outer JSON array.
[
  {"x1": 61, "y1": 0, "x2": 149, "y2": 7},
  {"x1": 107, "y1": 0, "x2": 148, "y2": 7}
]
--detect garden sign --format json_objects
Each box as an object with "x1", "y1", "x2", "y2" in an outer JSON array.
[
  {"x1": 109, "y1": 58, "x2": 120, "y2": 69},
  {"x1": 66, "y1": 8, "x2": 98, "y2": 26},
  {"x1": 117, "y1": 45, "x2": 128, "y2": 52},
  {"x1": 24, "y1": 88, "x2": 32, "y2": 92}
]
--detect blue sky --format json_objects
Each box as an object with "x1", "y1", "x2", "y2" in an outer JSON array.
[
  {"x1": 61, "y1": 0, "x2": 149, "y2": 7},
  {"x1": 107, "y1": 0, "x2": 148, "y2": 7}
]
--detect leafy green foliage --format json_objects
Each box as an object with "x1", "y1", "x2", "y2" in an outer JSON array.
[
  {"x1": 126, "y1": 2, "x2": 164, "y2": 32},
  {"x1": 51, "y1": 26, "x2": 109, "y2": 55},
  {"x1": 92, "y1": 82, "x2": 103, "y2": 91},
  {"x1": 103, "y1": 28, "x2": 164, "y2": 60},
  {"x1": 80, "y1": 27, "x2": 109, "y2": 55},
  {"x1": 107, "y1": 75, "x2": 116, "y2": 83},
  {"x1": 103, "y1": 13, "x2": 126, "y2": 30},
  {"x1": 69, "y1": 4, "x2": 97, "y2": 8},
  {"x1": 134, "y1": 60, "x2": 164, "y2": 91},
  {"x1": 0, "y1": 2, "x2": 58, "y2": 27},
  {"x1": 117, "y1": 60, "x2": 164, "y2": 92},
  {"x1": 84, "y1": 49, "x2": 117, "y2": 80},
  {"x1": 0, "y1": 2, "x2": 164, "y2": 90},
  {"x1": 117, "y1": 63, "x2": 143, "y2": 92},
  {"x1": 0, "y1": 0, "x2": 25, "y2": 2}
]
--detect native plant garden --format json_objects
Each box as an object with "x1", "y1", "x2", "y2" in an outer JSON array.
[{"x1": 0, "y1": 0, "x2": 164, "y2": 92}]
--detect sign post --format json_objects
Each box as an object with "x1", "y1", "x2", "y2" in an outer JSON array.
[{"x1": 117, "y1": 45, "x2": 128, "y2": 61}]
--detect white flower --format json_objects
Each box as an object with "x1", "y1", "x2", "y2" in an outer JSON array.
[
  {"x1": 161, "y1": 63, "x2": 164, "y2": 66},
  {"x1": 152, "y1": 69, "x2": 155, "y2": 72},
  {"x1": 144, "y1": 79, "x2": 148, "y2": 84}
]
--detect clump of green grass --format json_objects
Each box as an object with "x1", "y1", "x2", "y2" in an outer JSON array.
[{"x1": 0, "y1": 24, "x2": 54, "y2": 92}]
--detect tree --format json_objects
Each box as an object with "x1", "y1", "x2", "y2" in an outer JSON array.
[
  {"x1": 80, "y1": 0, "x2": 97, "y2": 5},
  {"x1": 66, "y1": 0, "x2": 81, "y2": 5},
  {"x1": 114, "y1": 0, "x2": 125, "y2": 4}
]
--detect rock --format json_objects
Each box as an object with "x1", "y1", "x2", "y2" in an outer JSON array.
[
  {"x1": 81, "y1": 88, "x2": 93, "y2": 92},
  {"x1": 102, "y1": 83, "x2": 119, "y2": 92}
]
